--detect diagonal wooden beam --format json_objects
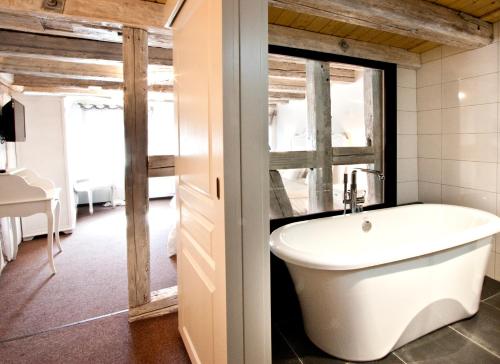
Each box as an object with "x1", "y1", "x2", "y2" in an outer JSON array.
[
  {"x1": 0, "y1": 30, "x2": 172, "y2": 65},
  {"x1": 269, "y1": 0, "x2": 493, "y2": 49},
  {"x1": 269, "y1": 24, "x2": 421, "y2": 69}
]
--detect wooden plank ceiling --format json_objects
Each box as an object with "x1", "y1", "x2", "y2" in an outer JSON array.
[
  {"x1": 269, "y1": 0, "x2": 500, "y2": 54},
  {"x1": 0, "y1": 0, "x2": 499, "y2": 100}
]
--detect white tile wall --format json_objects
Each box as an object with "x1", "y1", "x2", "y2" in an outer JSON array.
[
  {"x1": 417, "y1": 29, "x2": 500, "y2": 280},
  {"x1": 397, "y1": 68, "x2": 418, "y2": 205}
]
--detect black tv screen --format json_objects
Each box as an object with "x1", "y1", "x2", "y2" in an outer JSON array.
[{"x1": 0, "y1": 99, "x2": 26, "y2": 142}]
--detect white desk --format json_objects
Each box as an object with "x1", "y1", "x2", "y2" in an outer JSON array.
[{"x1": 0, "y1": 169, "x2": 62, "y2": 274}]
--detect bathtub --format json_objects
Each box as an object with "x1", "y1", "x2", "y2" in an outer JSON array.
[{"x1": 270, "y1": 204, "x2": 500, "y2": 362}]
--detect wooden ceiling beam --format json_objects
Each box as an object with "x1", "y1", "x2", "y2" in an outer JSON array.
[
  {"x1": 0, "y1": 55, "x2": 122, "y2": 81},
  {"x1": 0, "y1": 0, "x2": 175, "y2": 31},
  {"x1": 13, "y1": 75, "x2": 123, "y2": 89},
  {"x1": 269, "y1": 24, "x2": 421, "y2": 69},
  {"x1": 12, "y1": 75, "x2": 173, "y2": 92},
  {"x1": 268, "y1": 84, "x2": 304, "y2": 93},
  {"x1": 269, "y1": 91, "x2": 305, "y2": 100},
  {"x1": 269, "y1": 0, "x2": 493, "y2": 49},
  {"x1": 269, "y1": 59, "x2": 357, "y2": 81},
  {"x1": 0, "y1": 11, "x2": 172, "y2": 49},
  {"x1": 0, "y1": 30, "x2": 172, "y2": 65},
  {"x1": 0, "y1": 55, "x2": 171, "y2": 83}
]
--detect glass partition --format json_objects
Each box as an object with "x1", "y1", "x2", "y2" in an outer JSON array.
[{"x1": 269, "y1": 51, "x2": 393, "y2": 219}]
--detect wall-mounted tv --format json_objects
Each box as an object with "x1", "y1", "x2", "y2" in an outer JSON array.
[{"x1": 0, "y1": 99, "x2": 26, "y2": 142}]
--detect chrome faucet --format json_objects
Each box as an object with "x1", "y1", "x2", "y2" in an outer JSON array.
[{"x1": 343, "y1": 168, "x2": 385, "y2": 214}]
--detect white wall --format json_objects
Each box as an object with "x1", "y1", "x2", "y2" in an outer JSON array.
[
  {"x1": 14, "y1": 94, "x2": 75, "y2": 237},
  {"x1": 416, "y1": 23, "x2": 500, "y2": 280}
]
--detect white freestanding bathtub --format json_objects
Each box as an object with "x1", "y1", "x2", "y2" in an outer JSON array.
[{"x1": 270, "y1": 204, "x2": 500, "y2": 362}]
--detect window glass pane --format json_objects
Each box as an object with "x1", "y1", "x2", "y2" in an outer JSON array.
[{"x1": 269, "y1": 53, "x2": 386, "y2": 219}]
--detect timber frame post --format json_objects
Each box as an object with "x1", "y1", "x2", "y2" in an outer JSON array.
[
  {"x1": 364, "y1": 69, "x2": 384, "y2": 203},
  {"x1": 306, "y1": 60, "x2": 333, "y2": 213},
  {"x1": 123, "y1": 26, "x2": 151, "y2": 308}
]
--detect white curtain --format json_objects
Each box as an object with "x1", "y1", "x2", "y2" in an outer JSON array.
[{"x1": 75, "y1": 106, "x2": 125, "y2": 196}]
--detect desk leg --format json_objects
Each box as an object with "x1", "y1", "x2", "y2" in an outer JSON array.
[
  {"x1": 111, "y1": 185, "x2": 116, "y2": 208},
  {"x1": 46, "y1": 210, "x2": 56, "y2": 274},
  {"x1": 88, "y1": 189, "x2": 93, "y2": 215},
  {"x1": 9, "y1": 217, "x2": 19, "y2": 259},
  {"x1": 55, "y1": 200, "x2": 62, "y2": 252}
]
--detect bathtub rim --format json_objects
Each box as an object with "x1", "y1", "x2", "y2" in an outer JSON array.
[{"x1": 269, "y1": 204, "x2": 500, "y2": 271}]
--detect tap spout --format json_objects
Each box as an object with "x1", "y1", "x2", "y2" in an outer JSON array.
[{"x1": 354, "y1": 168, "x2": 385, "y2": 181}]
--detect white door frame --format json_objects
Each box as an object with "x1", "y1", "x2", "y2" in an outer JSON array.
[
  {"x1": 219, "y1": 0, "x2": 271, "y2": 361},
  {"x1": 237, "y1": 0, "x2": 271, "y2": 363}
]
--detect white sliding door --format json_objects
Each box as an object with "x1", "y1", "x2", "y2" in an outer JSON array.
[{"x1": 172, "y1": 0, "x2": 269, "y2": 362}]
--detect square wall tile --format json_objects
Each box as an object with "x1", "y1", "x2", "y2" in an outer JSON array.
[
  {"x1": 397, "y1": 158, "x2": 418, "y2": 182},
  {"x1": 497, "y1": 167, "x2": 500, "y2": 194},
  {"x1": 397, "y1": 134, "x2": 417, "y2": 158},
  {"x1": 442, "y1": 45, "x2": 465, "y2": 58},
  {"x1": 417, "y1": 60, "x2": 441, "y2": 88},
  {"x1": 442, "y1": 133, "x2": 497, "y2": 163},
  {"x1": 441, "y1": 185, "x2": 497, "y2": 213},
  {"x1": 417, "y1": 84, "x2": 441, "y2": 111},
  {"x1": 442, "y1": 43, "x2": 498, "y2": 82},
  {"x1": 496, "y1": 253, "x2": 500, "y2": 281},
  {"x1": 397, "y1": 87, "x2": 417, "y2": 112},
  {"x1": 442, "y1": 160, "x2": 497, "y2": 192},
  {"x1": 442, "y1": 103, "x2": 498, "y2": 134},
  {"x1": 498, "y1": 193, "x2": 500, "y2": 217},
  {"x1": 419, "y1": 182, "x2": 441, "y2": 203},
  {"x1": 418, "y1": 158, "x2": 441, "y2": 183},
  {"x1": 418, "y1": 110, "x2": 442, "y2": 134},
  {"x1": 486, "y1": 253, "x2": 495, "y2": 279},
  {"x1": 397, "y1": 67, "x2": 416, "y2": 88},
  {"x1": 397, "y1": 181, "x2": 418, "y2": 204},
  {"x1": 421, "y1": 47, "x2": 442, "y2": 64},
  {"x1": 442, "y1": 73, "x2": 498, "y2": 108},
  {"x1": 498, "y1": 133, "x2": 500, "y2": 162},
  {"x1": 418, "y1": 135, "x2": 441, "y2": 159},
  {"x1": 397, "y1": 111, "x2": 417, "y2": 134}
]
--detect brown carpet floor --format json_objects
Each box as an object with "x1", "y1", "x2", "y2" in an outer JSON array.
[
  {"x1": 0, "y1": 311, "x2": 189, "y2": 364},
  {"x1": 0, "y1": 199, "x2": 177, "y2": 341}
]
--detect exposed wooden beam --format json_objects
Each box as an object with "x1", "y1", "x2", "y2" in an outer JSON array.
[
  {"x1": 269, "y1": 24, "x2": 421, "y2": 69},
  {"x1": 13, "y1": 75, "x2": 172, "y2": 92},
  {"x1": 268, "y1": 84, "x2": 304, "y2": 93},
  {"x1": 0, "y1": 10, "x2": 172, "y2": 49},
  {"x1": 269, "y1": 59, "x2": 356, "y2": 82},
  {"x1": 123, "y1": 27, "x2": 151, "y2": 308},
  {"x1": 269, "y1": 170, "x2": 294, "y2": 219},
  {"x1": 0, "y1": 55, "x2": 122, "y2": 81},
  {"x1": 18, "y1": 86, "x2": 121, "y2": 96},
  {"x1": 13, "y1": 75, "x2": 123, "y2": 89},
  {"x1": 306, "y1": 60, "x2": 333, "y2": 212},
  {"x1": 269, "y1": 0, "x2": 493, "y2": 49},
  {"x1": 128, "y1": 286, "x2": 178, "y2": 323},
  {"x1": 269, "y1": 91, "x2": 305, "y2": 100},
  {"x1": 0, "y1": 0, "x2": 175, "y2": 30},
  {"x1": 269, "y1": 77, "x2": 305, "y2": 87},
  {"x1": 0, "y1": 30, "x2": 172, "y2": 65},
  {"x1": 270, "y1": 147, "x2": 376, "y2": 169},
  {"x1": 147, "y1": 154, "x2": 175, "y2": 177}
]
